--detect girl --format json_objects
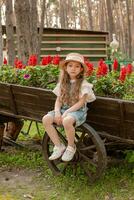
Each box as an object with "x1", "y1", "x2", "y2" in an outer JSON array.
[{"x1": 42, "y1": 53, "x2": 96, "y2": 162}]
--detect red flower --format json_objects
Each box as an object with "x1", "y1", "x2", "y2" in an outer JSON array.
[
  {"x1": 52, "y1": 55, "x2": 60, "y2": 65},
  {"x1": 113, "y1": 59, "x2": 118, "y2": 71},
  {"x1": 41, "y1": 55, "x2": 52, "y2": 65},
  {"x1": 14, "y1": 58, "x2": 24, "y2": 69},
  {"x1": 119, "y1": 67, "x2": 127, "y2": 82},
  {"x1": 98, "y1": 59, "x2": 104, "y2": 66},
  {"x1": 85, "y1": 61, "x2": 94, "y2": 76},
  {"x1": 126, "y1": 63, "x2": 132, "y2": 74},
  {"x1": 3, "y1": 57, "x2": 8, "y2": 65},
  {"x1": 28, "y1": 55, "x2": 37, "y2": 66},
  {"x1": 97, "y1": 63, "x2": 108, "y2": 76}
]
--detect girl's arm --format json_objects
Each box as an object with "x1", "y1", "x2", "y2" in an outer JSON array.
[
  {"x1": 54, "y1": 97, "x2": 61, "y2": 112},
  {"x1": 64, "y1": 94, "x2": 88, "y2": 114},
  {"x1": 54, "y1": 97, "x2": 62, "y2": 125},
  {"x1": 54, "y1": 96, "x2": 62, "y2": 113}
]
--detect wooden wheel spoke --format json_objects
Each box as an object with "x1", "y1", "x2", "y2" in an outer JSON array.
[
  {"x1": 62, "y1": 162, "x2": 70, "y2": 173},
  {"x1": 53, "y1": 159, "x2": 62, "y2": 165},
  {"x1": 56, "y1": 129, "x2": 67, "y2": 144},
  {"x1": 53, "y1": 159, "x2": 67, "y2": 167},
  {"x1": 42, "y1": 123, "x2": 107, "y2": 182},
  {"x1": 80, "y1": 161, "x2": 97, "y2": 180},
  {"x1": 79, "y1": 144, "x2": 96, "y2": 151},
  {"x1": 78, "y1": 151, "x2": 97, "y2": 167},
  {"x1": 75, "y1": 132, "x2": 85, "y2": 143}
]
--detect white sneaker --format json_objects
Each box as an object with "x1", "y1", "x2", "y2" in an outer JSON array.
[
  {"x1": 62, "y1": 145, "x2": 76, "y2": 162},
  {"x1": 49, "y1": 144, "x2": 66, "y2": 160}
]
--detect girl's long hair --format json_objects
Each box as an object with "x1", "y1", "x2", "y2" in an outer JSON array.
[{"x1": 59, "y1": 64, "x2": 84, "y2": 106}]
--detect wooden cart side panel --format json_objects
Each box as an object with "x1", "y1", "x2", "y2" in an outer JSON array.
[
  {"x1": 0, "y1": 83, "x2": 17, "y2": 115},
  {"x1": 123, "y1": 102, "x2": 134, "y2": 139},
  {"x1": 11, "y1": 85, "x2": 56, "y2": 121},
  {"x1": 87, "y1": 97, "x2": 134, "y2": 139}
]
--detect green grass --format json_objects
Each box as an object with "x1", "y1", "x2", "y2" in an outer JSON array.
[{"x1": 0, "y1": 120, "x2": 134, "y2": 200}]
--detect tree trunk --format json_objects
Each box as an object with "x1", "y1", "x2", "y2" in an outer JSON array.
[
  {"x1": 125, "y1": 0, "x2": 132, "y2": 57},
  {"x1": 115, "y1": 0, "x2": 126, "y2": 52},
  {"x1": 37, "y1": 0, "x2": 46, "y2": 62},
  {"x1": 131, "y1": 0, "x2": 134, "y2": 58},
  {"x1": 14, "y1": 0, "x2": 38, "y2": 64},
  {"x1": 5, "y1": 0, "x2": 15, "y2": 65},
  {"x1": 60, "y1": 0, "x2": 66, "y2": 28},
  {"x1": 86, "y1": 0, "x2": 93, "y2": 30},
  {"x1": 0, "y1": 4, "x2": 3, "y2": 66},
  {"x1": 99, "y1": 0, "x2": 105, "y2": 31},
  {"x1": 14, "y1": 0, "x2": 29, "y2": 63},
  {"x1": 30, "y1": 0, "x2": 38, "y2": 55},
  {"x1": 105, "y1": 0, "x2": 115, "y2": 40}
]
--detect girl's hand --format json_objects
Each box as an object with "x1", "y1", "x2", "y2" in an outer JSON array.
[
  {"x1": 54, "y1": 112, "x2": 62, "y2": 125},
  {"x1": 62, "y1": 110, "x2": 69, "y2": 119}
]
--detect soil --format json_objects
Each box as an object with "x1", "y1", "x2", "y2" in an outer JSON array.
[
  {"x1": 0, "y1": 141, "x2": 57, "y2": 200},
  {"x1": 0, "y1": 166, "x2": 54, "y2": 200}
]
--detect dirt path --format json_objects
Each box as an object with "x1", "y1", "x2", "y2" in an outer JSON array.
[
  {"x1": 0, "y1": 141, "x2": 58, "y2": 200},
  {"x1": 0, "y1": 167, "x2": 54, "y2": 200}
]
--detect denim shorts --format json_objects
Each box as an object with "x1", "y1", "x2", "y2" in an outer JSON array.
[{"x1": 47, "y1": 105, "x2": 88, "y2": 127}]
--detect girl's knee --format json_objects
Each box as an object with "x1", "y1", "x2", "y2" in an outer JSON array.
[
  {"x1": 62, "y1": 117, "x2": 75, "y2": 128},
  {"x1": 42, "y1": 115, "x2": 53, "y2": 125}
]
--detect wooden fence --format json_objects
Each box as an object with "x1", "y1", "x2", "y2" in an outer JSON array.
[{"x1": 40, "y1": 28, "x2": 109, "y2": 62}]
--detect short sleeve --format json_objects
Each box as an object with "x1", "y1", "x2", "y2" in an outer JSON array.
[
  {"x1": 80, "y1": 80, "x2": 96, "y2": 103},
  {"x1": 53, "y1": 83, "x2": 61, "y2": 96}
]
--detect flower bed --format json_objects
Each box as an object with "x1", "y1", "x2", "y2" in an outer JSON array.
[
  {"x1": 0, "y1": 55, "x2": 134, "y2": 140},
  {"x1": 0, "y1": 55, "x2": 134, "y2": 101}
]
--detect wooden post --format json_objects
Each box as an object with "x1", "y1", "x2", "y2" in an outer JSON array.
[
  {"x1": 0, "y1": 125, "x2": 4, "y2": 149},
  {"x1": 4, "y1": 120, "x2": 24, "y2": 141}
]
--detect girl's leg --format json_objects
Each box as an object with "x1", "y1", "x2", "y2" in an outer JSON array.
[
  {"x1": 42, "y1": 114, "x2": 61, "y2": 146},
  {"x1": 42, "y1": 114, "x2": 66, "y2": 160},
  {"x1": 62, "y1": 116, "x2": 76, "y2": 161},
  {"x1": 62, "y1": 116, "x2": 76, "y2": 147}
]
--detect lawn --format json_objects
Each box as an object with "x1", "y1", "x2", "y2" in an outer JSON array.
[{"x1": 0, "y1": 121, "x2": 134, "y2": 200}]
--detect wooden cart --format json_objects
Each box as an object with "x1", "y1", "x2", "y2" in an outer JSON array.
[{"x1": 0, "y1": 82, "x2": 134, "y2": 182}]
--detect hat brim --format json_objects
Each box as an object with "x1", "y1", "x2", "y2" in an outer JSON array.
[{"x1": 59, "y1": 59, "x2": 87, "y2": 70}]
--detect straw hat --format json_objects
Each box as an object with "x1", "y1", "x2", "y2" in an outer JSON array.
[{"x1": 60, "y1": 53, "x2": 86, "y2": 69}]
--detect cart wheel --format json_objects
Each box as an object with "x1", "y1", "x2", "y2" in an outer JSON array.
[
  {"x1": 77, "y1": 123, "x2": 107, "y2": 182},
  {"x1": 42, "y1": 127, "x2": 77, "y2": 175},
  {"x1": 42, "y1": 123, "x2": 107, "y2": 182}
]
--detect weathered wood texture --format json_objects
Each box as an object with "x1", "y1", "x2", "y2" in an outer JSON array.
[
  {"x1": 40, "y1": 28, "x2": 108, "y2": 62},
  {"x1": 11, "y1": 84, "x2": 55, "y2": 121},
  {"x1": 0, "y1": 82, "x2": 17, "y2": 116},
  {"x1": 87, "y1": 97, "x2": 134, "y2": 140},
  {"x1": 8, "y1": 27, "x2": 108, "y2": 62},
  {"x1": 0, "y1": 83, "x2": 134, "y2": 141}
]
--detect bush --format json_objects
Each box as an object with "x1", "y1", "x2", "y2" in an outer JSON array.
[{"x1": 0, "y1": 55, "x2": 134, "y2": 101}]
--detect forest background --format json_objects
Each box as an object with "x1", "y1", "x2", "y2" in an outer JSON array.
[{"x1": 0, "y1": 0, "x2": 134, "y2": 66}]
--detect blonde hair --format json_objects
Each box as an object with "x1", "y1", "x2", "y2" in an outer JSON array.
[{"x1": 59, "y1": 63, "x2": 84, "y2": 106}]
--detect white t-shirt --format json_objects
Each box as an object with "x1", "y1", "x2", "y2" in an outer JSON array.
[{"x1": 53, "y1": 79, "x2": 96, "y2": 103}]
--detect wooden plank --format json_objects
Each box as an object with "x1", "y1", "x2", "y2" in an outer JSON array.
[
  {"x1": 40, "y1": 54, "x2": 107, "y2": 57},
  {"x1": 42, "y1": 34, "x2": 107, "y2": 37},
  {"x1": 42, "y1": 41, "x2": 107, "y2": 44},
  {"x1": 87, "y1": 97, "x2": 134, "y2": 139},
  {"x1": 41, "y1": 48, "x2": 106, "y2": 51},
  {"x1": 42, "y1": 28, "x2": 109, "y2": 35},
  {"x1": 41, "y1": 43, "x2": 106, "y2": 48},
  {"x1": 42, "y1": 37, "x2": 106, "y2": 41},
  {"x1": 41, "y1": 51, "x2": 106, "y2": 56},
  {"x1": 11, "y1": 85, "x2": 55, "y2": 119},
  {"x1": 12, "y1": 84, "x2": 53, "y2": 95},
  {"x1": 0, "y1": 83, "x2": 17, "y2": 115}
]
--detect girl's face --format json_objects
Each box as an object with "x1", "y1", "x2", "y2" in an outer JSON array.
[{"x1": 66, "y1": 61, "x2": 83, "y2": 79}]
